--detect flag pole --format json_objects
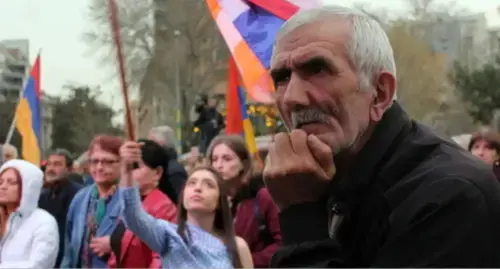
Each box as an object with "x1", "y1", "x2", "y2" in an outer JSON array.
[
  {"x1": 174, "y1": 29, "x2": 182, "y2": 154},
  {"x1": 4, "y1": 50, "x2": 39, "y2": 145},
  {"x1": 108, "y1": 0, "x2": 135, "y2": 140}
]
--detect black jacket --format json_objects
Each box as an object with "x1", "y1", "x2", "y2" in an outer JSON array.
[
  {"x1": 272, "y1": 103, "x2": 500, "y2": 267},
  {"x1": 38, "y1": 179, "x2": 83, "y2": 268},
  {"x1": 163, "y1": 146, "x2": 187, "y2": 200}
]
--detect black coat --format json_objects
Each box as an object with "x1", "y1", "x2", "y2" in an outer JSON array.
[
  {"x1": 38, "y1": 179, "x2": 83, "y2": 268},
  {"x1": 161, "y1": 147, "x2": 187, "y2": 203},
  {"x1": 272, "y1": 103, "x2": 500, "y2": 267}
]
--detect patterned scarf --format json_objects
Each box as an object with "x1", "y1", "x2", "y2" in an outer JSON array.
[{"x1": 81, "y1": 185, "x2": 117, "y2": 268}]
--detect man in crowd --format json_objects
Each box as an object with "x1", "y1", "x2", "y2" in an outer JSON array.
[
  {"x1": 74, "y1": 151, "x2": 94, "y2": 185},
  {"x1": 192, "y1": 94, "x2": 225, "y2": 153},
  {"x1": 264, "y1": 5, "x2": 500, "y2": 267},
  {"x1": 2, "y1": 143, "x2": 18, "y2": 162},
  {"x1": 149, "y1": 125, "x2": 187, "y2": 197},
  {"x1": 38, "y1": 148, "x2": 83, "y2": 268}
]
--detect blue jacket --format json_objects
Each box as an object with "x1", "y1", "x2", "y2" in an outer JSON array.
[{"x1": 60, "y1": 184, "x2": 122, "y2": 268}]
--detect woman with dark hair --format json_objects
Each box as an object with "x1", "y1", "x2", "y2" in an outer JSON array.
[
  {"x1": 119, "y1": 140, "x2": 253, "y2": 268},
  {"x1": 468, "y1": 128, "x2": 500, "y2": 180},
  {"x1": 61, "y1": 135, "x2": 124, "y2": 268},
  {"x1": 208, "y1": 135, "x2": 281, "y2": 268},
  {"x1": 107, "y1": 139, "x2": 177, "y2": 268}
]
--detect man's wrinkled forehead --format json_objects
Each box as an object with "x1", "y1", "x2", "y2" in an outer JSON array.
[{"x1": 271, "y1": 18, "x2": 350, "y2": 67}]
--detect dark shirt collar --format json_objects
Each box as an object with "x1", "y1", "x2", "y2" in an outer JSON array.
[{"x1": 332, "y1": 102, "x2": 413, "y2": 196}]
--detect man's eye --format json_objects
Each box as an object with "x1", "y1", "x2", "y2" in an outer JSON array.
[
  {"x1": 275, "y1": 74, "x2": 291, "y2": 84},
  {"x1": 308, "y1": 65, "x2": 324, "y2": 75},
  {"x1": 271, "y1": 70, "x2": 291, "y2": 86}
]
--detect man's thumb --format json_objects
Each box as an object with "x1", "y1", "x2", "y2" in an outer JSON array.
[{"x1": 307, "y1": 134, "x2": 336, "y2": 178}]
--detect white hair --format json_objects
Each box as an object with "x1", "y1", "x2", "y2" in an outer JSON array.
[
  {"x1": 2, "y1": 144, "x2": 18, "y2": 159},
  {"x1": 74, "y1": 151, "x2": 88, "y2": 166},
  {"x1": 273, "y1": 5, "x2": 397, "y2": 100},
  {"x1": 149, "y1": 125, "x2": 177, "y2": 149}
]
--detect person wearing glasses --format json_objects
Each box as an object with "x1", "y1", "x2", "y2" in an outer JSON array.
[{"x1": 60, "y1": 135, "x2": 124, "y2": 268}]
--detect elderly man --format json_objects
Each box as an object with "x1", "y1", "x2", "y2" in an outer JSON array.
[
  {"x1": 2, "y1": 144, "x2": 18, "y2": 162},
  {"x1": 149, "y1": 125, "x2": 187, "y2": 198},
  {"x1": 263, "y1": 5, "x2": 500, "y2": 267}
]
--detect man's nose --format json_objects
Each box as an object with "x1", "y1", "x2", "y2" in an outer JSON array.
[{"x1": 282, "y1": 74, "x2": 311, "y2": 110}]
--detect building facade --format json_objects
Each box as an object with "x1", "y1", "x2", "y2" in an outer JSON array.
[
  {"x1": 0, "y1": 39, "x2": 55, "y2": 155},
  {"x1": 0, "y1": 40, "x2": 29, "y2": 101}
]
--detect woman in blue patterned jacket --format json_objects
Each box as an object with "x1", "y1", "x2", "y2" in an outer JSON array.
[{"x1": 119, "y1": 140, "x2": 253, "y2": 268}]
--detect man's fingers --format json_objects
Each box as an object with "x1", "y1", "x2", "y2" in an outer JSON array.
[
  {"x1": 307, "y1": 134, "x2": 336, "y2": 177},
  {"x1": 263, "y1": 141, "x2": 277, "y2": 179},
  {"x1": 289, "y1": 130, "x2": 314, "y2": 158},
  {"x1": 273, "y1": 132, "x2": 294, "y2": 158}
]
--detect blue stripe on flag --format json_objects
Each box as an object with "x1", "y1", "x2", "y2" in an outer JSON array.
[
  {"x1": 24, "y1": 76, "x2": 41, "y2": 144},
  {"x1": 233, "y1": 5, "x2": 285, "y2": 69}
]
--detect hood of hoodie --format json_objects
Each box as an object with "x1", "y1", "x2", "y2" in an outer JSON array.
[{"x1": 0, "y1": 159, "x2": 43, "y2": 216}]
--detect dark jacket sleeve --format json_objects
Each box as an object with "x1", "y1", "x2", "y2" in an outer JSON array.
[
  {"x1": 252, "y1": 189, "x2": 282, "y2": 267},
  {"x1": 270, "y1": 201, "x2": 349, "y2": 267},
  {"x1": 373, "y1": 177, "x2": 496, "y2": 267},
  {"x1": 272, "y1": 177, "x2": 499, "y2": 267}
]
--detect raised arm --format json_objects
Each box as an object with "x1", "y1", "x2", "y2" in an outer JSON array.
[
  {"x1": 120, "y1": 186, "x2": 177, "y2": 254},
  {"x1": 119, "y1": 140, "x2": 182, "y2": 254}
]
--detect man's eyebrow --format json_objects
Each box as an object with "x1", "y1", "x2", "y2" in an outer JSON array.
[{"x1": 297, "y1": 56, "x2": 329, "y2": 68}]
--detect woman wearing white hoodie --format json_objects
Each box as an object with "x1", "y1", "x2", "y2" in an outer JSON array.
[{"x1": 0, "y1": 159, "x2": 59, "y2": 268}]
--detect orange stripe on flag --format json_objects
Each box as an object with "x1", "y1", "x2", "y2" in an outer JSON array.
[
  {"x1": 243, "y1": 119, "x2": 258, "y2": 154},
  {"x1": 206, "y1": 0, "x2": 221, "y2": 17},
  {"x1": 15, "y1": 99, "x2": 41, "y2": 166},
  {"x1": 233, "y1": 42, "x2": 267, "y2": 91}
]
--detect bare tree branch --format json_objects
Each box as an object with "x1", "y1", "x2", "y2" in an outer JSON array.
[{"x1": 83, "y1": 0, "x2": 154, "y2": 90}]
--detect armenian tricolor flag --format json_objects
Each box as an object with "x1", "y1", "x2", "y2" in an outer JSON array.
[
  {"x1": 225, "y1": 56, "x2": 258, "y2": 154},
  {"x1": 15, "y1": 55, "x2": 41, "y2": 166},
  {"x1": 206, "y1": 0, "x2": 320, "y2": 104}
]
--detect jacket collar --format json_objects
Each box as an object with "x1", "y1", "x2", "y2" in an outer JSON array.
[
  {"x1": 142, "y1": 189, "x2": 168, "y2": 210},
  {"x1": 332, "y1": 102, "x2": 413, "y2": 196}
]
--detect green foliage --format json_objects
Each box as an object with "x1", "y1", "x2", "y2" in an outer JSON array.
[
  {"x1": 50, "y1": 85, "x2": 123, "y2": 155},
  {"x1": 451, "y1": 56, "x2": 500, "y2": 124},
  {"x1": 0, "y1": 100, "x2": 21, "y2": 149}
]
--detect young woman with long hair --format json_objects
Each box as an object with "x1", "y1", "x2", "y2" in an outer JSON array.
[
  {"x1": 208, "y1": 135, "x2": 282, "y2": 268},
  {"x1": 119, "y1": 140, "x2": 253, "y2": 268}
]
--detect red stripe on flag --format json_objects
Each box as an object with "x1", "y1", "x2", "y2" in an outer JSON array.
[
  {"x1": 247, "y1": 0, "x2": 299, "y2": 20},
  {"x1": 225, "y1": 56, "x2": 244, "y2": 134},
  {"x1": 31, "y1": 55, "x2": 41, "y2": 98}
]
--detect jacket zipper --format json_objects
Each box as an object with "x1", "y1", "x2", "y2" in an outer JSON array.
[{"x1": 328, "y1": 203, "x2": 345, "y2": 240}]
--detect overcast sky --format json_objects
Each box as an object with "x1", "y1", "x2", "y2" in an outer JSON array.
[{"x1": 0, "y1": 0, "x2": 498, "y2": 111}]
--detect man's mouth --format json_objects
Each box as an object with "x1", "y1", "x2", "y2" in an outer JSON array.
[{"x1": 296, "y1": 120, "x2": 323, "y2": 129}]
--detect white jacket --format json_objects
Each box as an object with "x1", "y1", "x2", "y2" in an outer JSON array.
[{"x1": 0, "y1": 160, "x2": 59, "y2": 268}]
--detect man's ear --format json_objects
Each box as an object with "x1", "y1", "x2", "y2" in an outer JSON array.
[{"x1": 370, "y1": 71, "x2": 396, "y2": 121}]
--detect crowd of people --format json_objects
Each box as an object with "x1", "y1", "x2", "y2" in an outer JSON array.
[
  {"x1": 3, "y1": 3, "x2": 500, "y2": 268},
  {"x1": 0, "y1": 125, "x2": 280, "y2": 268}
]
